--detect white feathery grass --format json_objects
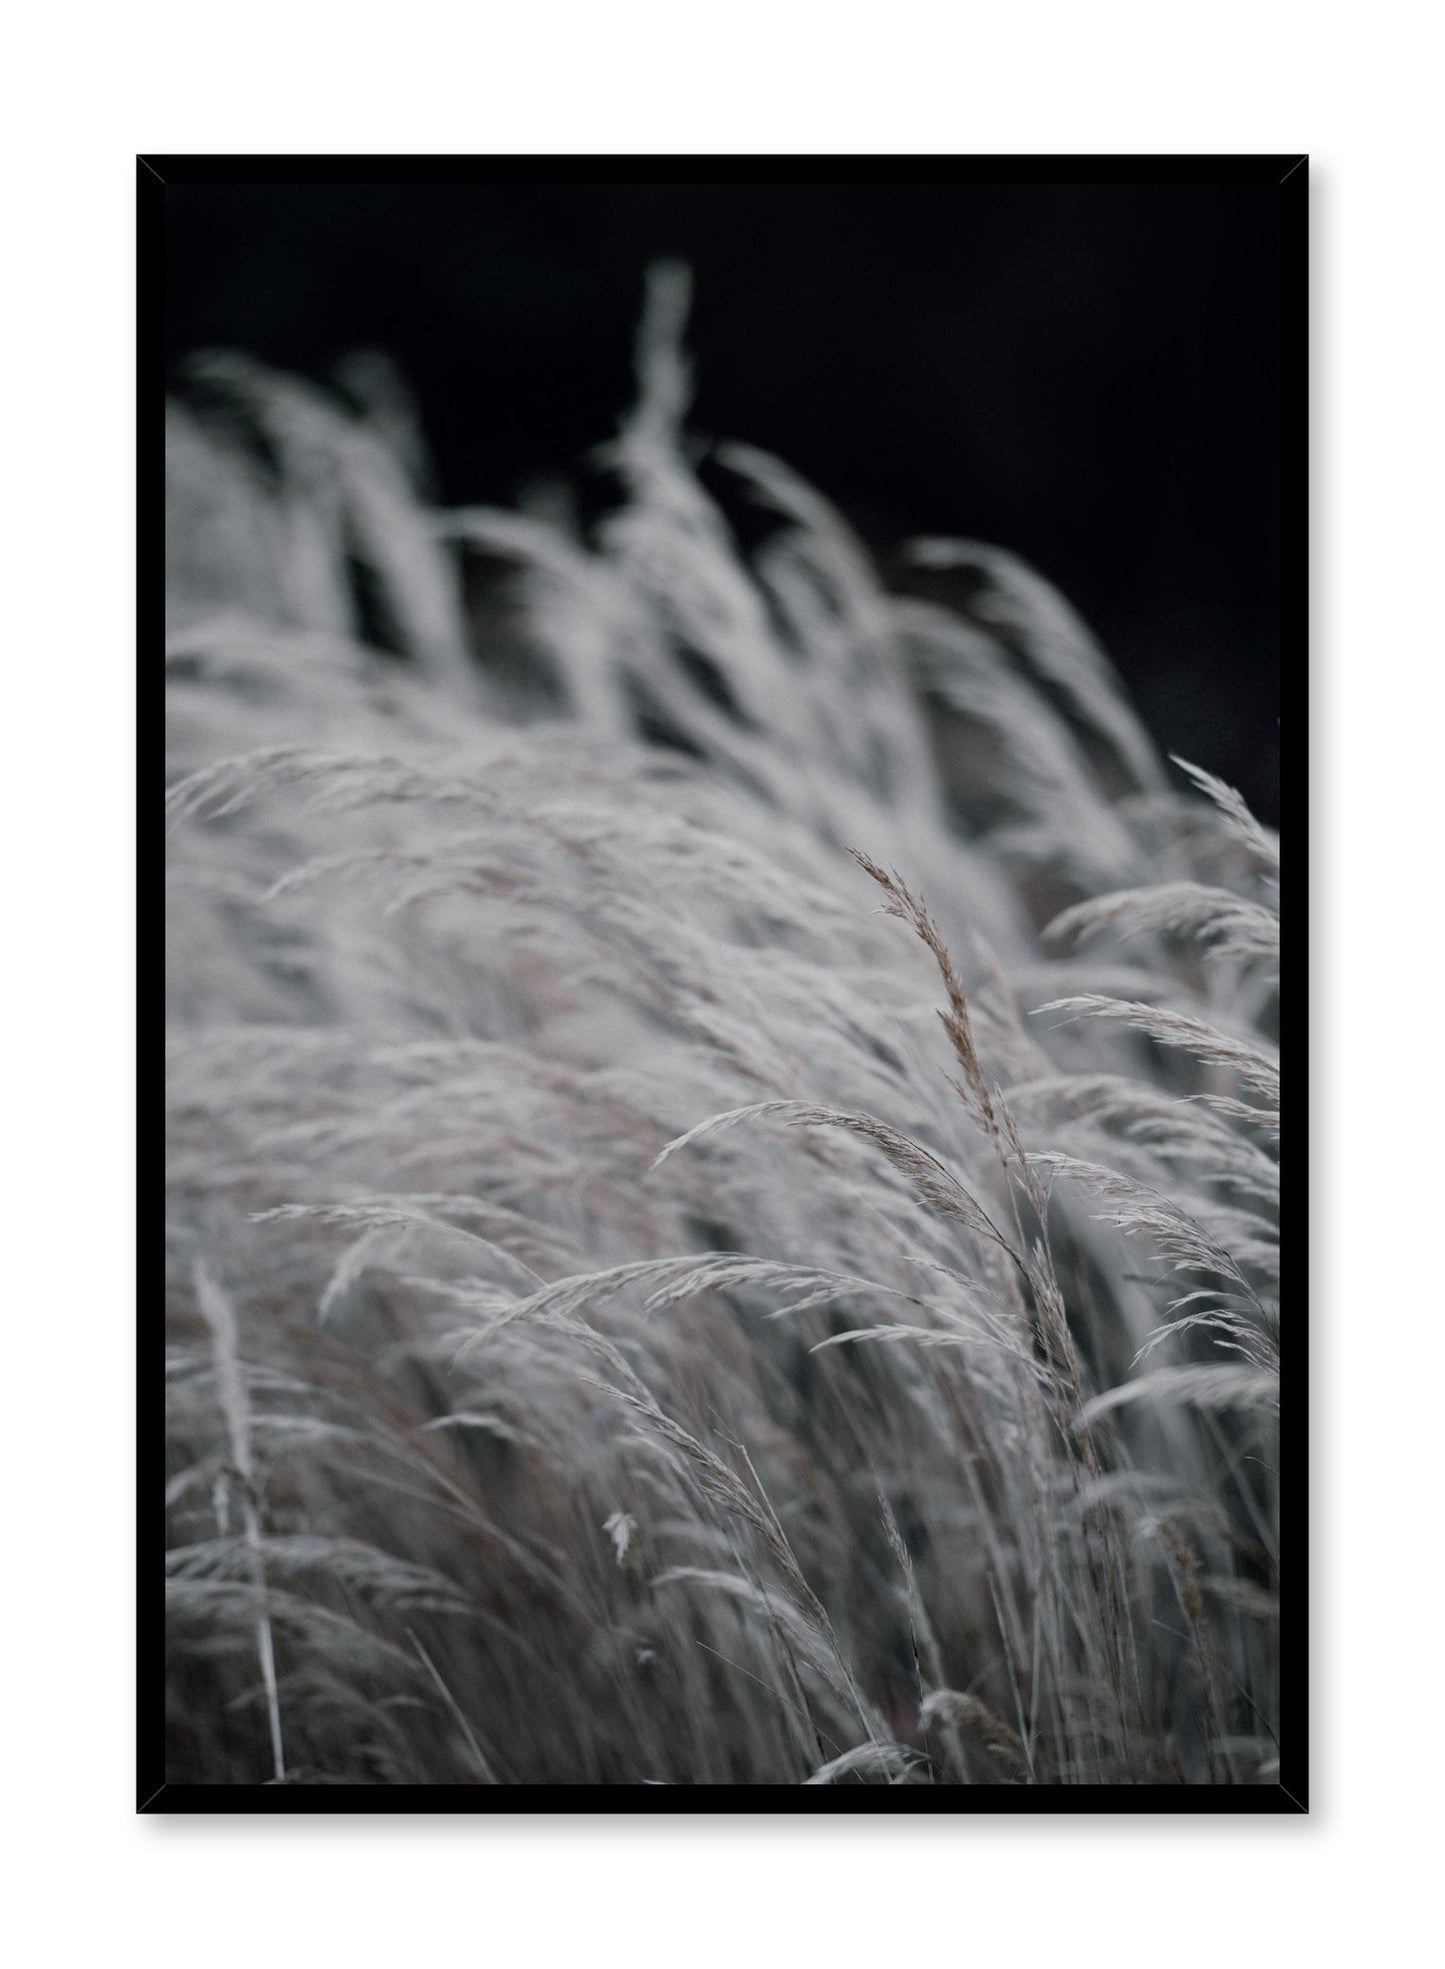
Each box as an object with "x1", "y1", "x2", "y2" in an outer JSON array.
[
  {"x1": 190, "y1": 1265, "x2": 286, "y2": 1783},
  {"x1": 164, "y1": 267, "x2": 1281, "y2": 1786}
]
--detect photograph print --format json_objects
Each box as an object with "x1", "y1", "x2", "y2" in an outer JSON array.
[{"x1": 154, "y1": 158, "x2": 1300, "y2": 1806}]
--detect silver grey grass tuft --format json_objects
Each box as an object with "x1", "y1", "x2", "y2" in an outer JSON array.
[{"x1": 165, "y1": 265, "x2": 1280, "y2": 1786}]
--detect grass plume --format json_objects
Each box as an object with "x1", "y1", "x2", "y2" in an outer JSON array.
[{"x1": 164, "y1": 269, "x2": 1280, "y2": 1786}]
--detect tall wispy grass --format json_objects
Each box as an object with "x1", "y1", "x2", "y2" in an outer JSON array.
[{"x1": 164, "y1": 265, "x2": 1280, "y2": 1786}]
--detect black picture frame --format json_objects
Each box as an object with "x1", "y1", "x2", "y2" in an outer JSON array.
[{"x1": 145, "y1": 153, "x2": 1305, "y2": 1814}]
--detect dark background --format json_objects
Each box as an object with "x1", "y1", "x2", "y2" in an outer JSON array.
[{"x1": 165, "y1": 175, "x2": 1282, "y2": 824}]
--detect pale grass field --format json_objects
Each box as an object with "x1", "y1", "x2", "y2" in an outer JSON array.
[{"x1": 164, "y1": 269, "x2": 1279, "y2": 1786}]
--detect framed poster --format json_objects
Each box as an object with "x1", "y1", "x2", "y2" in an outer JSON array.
[{"x1": 149, "y1": 157, "x2": 1302, "y2": 1809}]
